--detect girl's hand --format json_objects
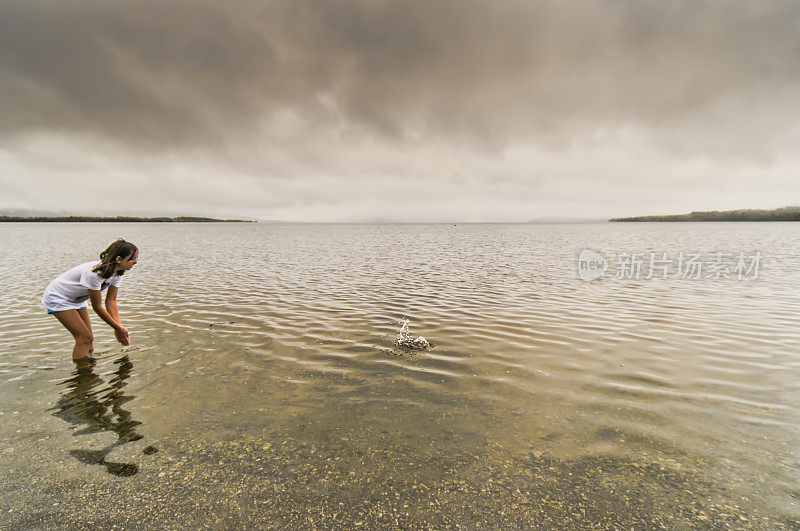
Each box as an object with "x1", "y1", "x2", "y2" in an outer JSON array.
[{"x1": 115, "y1": 327, "x2": 130, "y2": 346}]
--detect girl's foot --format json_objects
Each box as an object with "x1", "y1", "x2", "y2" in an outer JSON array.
[{"x1": 72, "y1": 356, "x2": 97, "y2": 369}]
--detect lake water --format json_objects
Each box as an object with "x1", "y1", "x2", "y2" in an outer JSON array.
[{"x1": 1, "y1": 222, "x2": 799, "y2": 527}]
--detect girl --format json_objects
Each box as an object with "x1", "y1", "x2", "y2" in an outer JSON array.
[{"x1": 42, "y1": 239, "x2": 138, "y2": 361}]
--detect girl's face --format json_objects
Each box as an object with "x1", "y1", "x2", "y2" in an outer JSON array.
[{"x1": 116, "y1": 251, "x2": 138, "y2": 272}]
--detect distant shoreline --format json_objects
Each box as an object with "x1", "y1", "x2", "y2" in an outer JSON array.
[
  {"x1": 0, "y1": 216, "x2": 255, "y2": 223},
  {"x1": 610, "y1": 206, "x2": 800, "y2": 222}
]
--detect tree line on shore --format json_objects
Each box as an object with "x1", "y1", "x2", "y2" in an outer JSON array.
[
  {"x1": 610, "y1": 206, "x2": 800, "y2": 222},
  {"x1": 0, "y1": 216, "x2": 254, "y2": 222}
]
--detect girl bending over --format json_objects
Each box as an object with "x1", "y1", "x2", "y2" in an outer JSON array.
[{"x1": 43, "y1": 239, "x2": 138, "y2": 361}]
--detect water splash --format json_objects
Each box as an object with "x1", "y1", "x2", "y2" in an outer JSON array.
[{"x1": 396, "y1": 318, "x2": 432, "y2": 351}]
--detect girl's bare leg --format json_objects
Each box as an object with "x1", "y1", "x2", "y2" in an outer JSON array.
[
  {"x1": 76, "y1": 308, "x2": 94, "y2": 354},
  {"x1": 52, "y1": 309, "x2": 94, "y2": 360}
]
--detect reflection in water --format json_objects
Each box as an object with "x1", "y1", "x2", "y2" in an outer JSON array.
[{"x1": 48, "y1": 355, "x2": 156, "y2": 476}]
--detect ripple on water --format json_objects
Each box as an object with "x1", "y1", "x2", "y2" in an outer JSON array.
[{"x1": 1, "y1": 222, "x2": 800, "y2": 525}]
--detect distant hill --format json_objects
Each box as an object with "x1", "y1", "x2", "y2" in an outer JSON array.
[
  {"x1": 610, "y1": 206, "x2": 800, "y2": 222},
  {"x1": 528, "y1": 217, "x2": 606, "y2": 223},
  {"x1": 0, "y1": 215, "x2": 255, "y2": 222}
]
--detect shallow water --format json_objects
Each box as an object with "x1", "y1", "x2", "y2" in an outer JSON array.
[{"x1": 1, "y1": 222, "x2": 799, "y2": 527}]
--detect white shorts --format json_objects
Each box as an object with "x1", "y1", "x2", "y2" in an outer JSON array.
[{"x1": 42, "y1": 291, "x2": 88, "y2": 313}]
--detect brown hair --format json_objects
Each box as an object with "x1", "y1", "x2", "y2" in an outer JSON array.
[{"x1": 92, "y1": 239, "x2": 138, "y2": 279}]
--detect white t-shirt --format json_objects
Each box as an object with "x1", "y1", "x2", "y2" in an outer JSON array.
[{"x1": 42, "y1": 261, "x2": 124, "y2": 311}]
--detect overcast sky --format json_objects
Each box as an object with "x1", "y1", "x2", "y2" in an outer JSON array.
[{"x1": 1, "y1": 0, "x2": 799, "y2": 221}]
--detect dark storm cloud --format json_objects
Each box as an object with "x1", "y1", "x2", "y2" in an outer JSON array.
[
  {"x1": 2, "y1": 0, "x2": 799, "y2": 154},
  {"x1": 2, "y1": 0, "x2": 800, "y2": 221}
]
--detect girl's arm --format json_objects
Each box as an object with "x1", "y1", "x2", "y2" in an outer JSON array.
[
  {"x1": 104, "y1": 286, "x2": 129, "y2": 345},
  {"x1": 105, "y1": 285, "x2": 121, "y2": 322},
  {"x1": 88, "y1": 289, "x2": 129, "y2": 346}
]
